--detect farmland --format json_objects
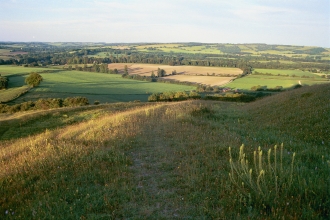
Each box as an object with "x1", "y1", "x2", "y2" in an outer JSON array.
[
  {"x1": 108, "y1": 63, "x2": 240, "y2": 86},
  {"x1": 0, "y1": 66, "x2": 56, "y2": 76},
  {"x1": 227, "y1": 74, "x2": 329, "y2": 90},
  {"x1": 108, "y1": 63, "x2": 242, "y2": 76},
  {"x1": 0, "y1": 42, "x2": 329, "y2": 219},
  {"x1": 9, "y1": 70, "x2": 196, "y2": 104}
]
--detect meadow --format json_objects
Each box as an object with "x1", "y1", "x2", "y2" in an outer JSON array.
[
  {"x1": 11, "y1": 70, "x2": 196, "y2": 104},
  {"x1": 254, "y1": 68, "x2": 320, "y2": 77},
  {"x1": 227, "y1": 73, "x2": 329, "y2": 90},
  {"x1": 0, "y1": 83, "x2": 329, "y2": 219},
  {"x1": 0, "y1": 66, "x2": 60, "y2": 103},
  {"x1": 0, "y1": 66, "x2": 56, "y2": 76}
]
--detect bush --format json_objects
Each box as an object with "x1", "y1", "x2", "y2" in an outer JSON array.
[
  {"x1": 0, "y1": 76, "x2": 9, "y2": 89},
  {"x1": 204, "y1": 93, "x2": 256, "y2": 102},
  {"x1": 35, "y1": 98, "x2": 63, "y2": 110},
  {"x1": 63, "y1": 97, "x2": 89, "y2": 107},
  {"x1": 0, "y1": 97, "x2": 89, "y2": 113},
  {"x1": 148, "y1": 91, "x2": 201, "y2": 102}
]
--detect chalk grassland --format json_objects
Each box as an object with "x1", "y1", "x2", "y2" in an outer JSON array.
[
  {"x1": 0, "y1": 84, "x2": 329, "y2": 218},
  {"x1": 108, "y1": 63, "x2": 241, "y2": 76},
  {"x1": 164, "y1": 75, "x2": 234, "y2": 86},
  {"x1": 11, "y1": 70, "x2": 195, "y2": 104}
]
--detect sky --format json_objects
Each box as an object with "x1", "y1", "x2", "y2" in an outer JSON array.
[{"x1": 0, "y1": 0, "x2": 329, "y2": 47}]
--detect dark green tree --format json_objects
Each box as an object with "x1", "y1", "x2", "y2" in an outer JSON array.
[
  {"x1": 25, "y1": 72, "x2": 43, "y2": 87},
  {"x1": 0, "y1": 75, "x2": 9, "y2": 90},
  {"x1": 157, "y1": 68, "x2": 166, "y2": 77}
]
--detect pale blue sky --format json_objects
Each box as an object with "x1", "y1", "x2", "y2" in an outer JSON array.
[{"x1": 0, "y1": 0, "x2": 329, "y2": 47}]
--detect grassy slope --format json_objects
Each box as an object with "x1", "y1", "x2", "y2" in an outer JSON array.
[{"x1": 0, "y1": 84, "x2": 329, "y2": 219}]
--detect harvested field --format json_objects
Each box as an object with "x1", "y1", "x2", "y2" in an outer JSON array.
[
  {"x1": 108, "y1": 63, "x2": 242, "y2": 76},
  {"x1": 163, "y1": 75, "x2": 235, "y2": 86}
]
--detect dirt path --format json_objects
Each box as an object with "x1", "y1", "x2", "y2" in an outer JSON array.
[{"x1": 126, "y1": 104, "x2": 187, "y2": 218}]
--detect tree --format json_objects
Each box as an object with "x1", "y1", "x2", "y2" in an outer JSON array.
[
  {"x1": 151, "y1": 70, "x2": 156, "y2": 78},
  {"x1": 157, "y1": 68, "x2": 166, "y2": 77},
  {"x1": 124, "y1": 65, "x2": 128, "y2": 75},
  {"x1": 25, "y1": 72, "x2": 43, "y2": 87}
]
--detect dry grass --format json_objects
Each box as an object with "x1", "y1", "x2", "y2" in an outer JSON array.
[{"x1": 1, "y1": 84, "x2": 329, "y2": 218}]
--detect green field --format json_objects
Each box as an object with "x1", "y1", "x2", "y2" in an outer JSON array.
[
  {"x1": 0, "y1": 66, "x2": 57, "y2": 76},
  {"x1": 254, "y1": 68, "x2": 320, "y2": 77},
  {"x1": 0, "y1": 66, "x2": 60, "y2": 103},
  {"x1": 12, "y1": 70, "x2": 196, "y2": 103},
  {"x1": 227, "y1": 74, "x2": 329, "y2": 90}
]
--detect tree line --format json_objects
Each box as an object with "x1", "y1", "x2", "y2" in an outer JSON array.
[{"x1": 1, "y1": 45, "x2": 329, "y2": 72}]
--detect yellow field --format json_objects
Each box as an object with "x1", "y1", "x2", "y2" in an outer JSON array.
[
  {"x1": 164, "y1": 75, "x2": 235, "y2": 86},
  {"x1": 107, "y1": 63, "x2": 240, "y2": 86},
  {"x1": 108, "y1": 63, "x2": 242, "y2": 76}
]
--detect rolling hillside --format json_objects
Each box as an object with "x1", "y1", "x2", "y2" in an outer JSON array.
[{"x1": 0, "y1": 84, "x2": 329, "y2": 219}]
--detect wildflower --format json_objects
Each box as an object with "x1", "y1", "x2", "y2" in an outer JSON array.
[{"x1": 5, "y1": 210, "x2": 8, "y2": 215}]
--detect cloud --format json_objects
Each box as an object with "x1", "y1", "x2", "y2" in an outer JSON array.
[{"x1": 0, "y1": 0, "x2": 328, "y2": 47}]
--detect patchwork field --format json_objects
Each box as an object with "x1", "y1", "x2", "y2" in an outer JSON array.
[
  {"x1": 108, "y1": 63, "x2": 241, "y2": 76},
  {"x1": 0, "y1": 49, "x2": 28, "y2": 60}
]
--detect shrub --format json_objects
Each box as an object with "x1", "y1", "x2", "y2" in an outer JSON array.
[
  {"x1": 19, "y1": 101, "x2": 35, "y2": 111},
  {"x1": 63, "y1": 97, "x2": 89, "y2": 107},
  {"x1": 189, "y1": 91, "x2": 201, "y2": 99},
  {"x1": 35, "y1": 98, "x2": 63, "y2": 110},
  {"x1": 0, "y1": 76, "x2": 9, "y2": 89}
]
